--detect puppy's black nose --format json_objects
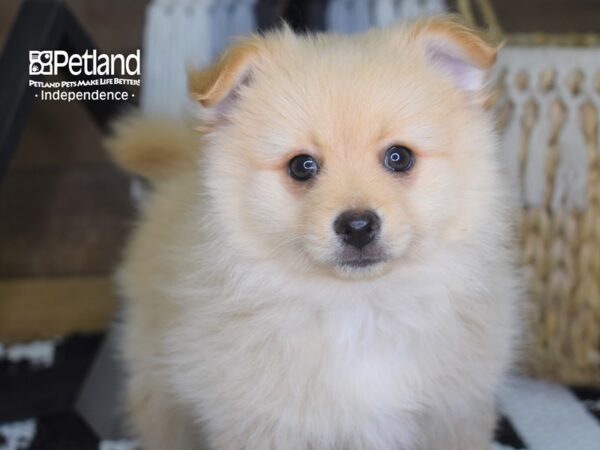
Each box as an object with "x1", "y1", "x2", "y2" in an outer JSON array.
[{"x1": 333, "y1": 210, "x2": 381, "y2": 249}]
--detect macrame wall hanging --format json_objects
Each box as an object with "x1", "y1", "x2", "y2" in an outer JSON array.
[{"x1": 462, "y1": 0, "x2": 600, "y2": 386}]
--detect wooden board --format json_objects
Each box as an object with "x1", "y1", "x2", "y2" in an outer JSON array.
[{"x1": 0, "y1": 277, "x2": 118, "y2": 343}]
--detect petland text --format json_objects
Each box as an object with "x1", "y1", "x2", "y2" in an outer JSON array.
[
  {"x1": 29, "y1": 49, "x2": 140, "y2": 77},
  {"x1": 29, "y1": 49, "x2": 140, "y2": 102}
]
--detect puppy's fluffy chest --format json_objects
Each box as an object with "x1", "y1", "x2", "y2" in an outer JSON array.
[{"x1": 169, "y1": 264, "x2": 485, "y2": 430}]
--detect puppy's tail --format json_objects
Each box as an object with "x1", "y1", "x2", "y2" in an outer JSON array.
[{"x1": 105, "y1": 112, "x2": 199, "y2": 182}]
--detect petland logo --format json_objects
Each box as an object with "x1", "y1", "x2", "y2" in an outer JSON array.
[
  {"x1": 29, "y1": 49, "x2": 140, "y2": 76},
  {"x1": 29, "y1": 49, "x2": 141, "y2": 102}
]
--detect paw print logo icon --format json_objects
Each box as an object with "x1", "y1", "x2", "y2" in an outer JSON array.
[{"x1": 29, "y1": 51, "x2": 53, "y2": 75}]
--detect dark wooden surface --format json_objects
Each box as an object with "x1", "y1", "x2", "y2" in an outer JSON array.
[
  {"x1": 0, "y1": 99, "x2": 134, "y2": 278},
  {"x1": 490, "y1": 0, "x2": 600, "y2": 33},
  {"x1": 0, "y1": 0, "x2": 145, "y2": 279},
  {"x1": 0, "y1": 0, "x2": 145, "y2": 340},
  {"x1": 447, "y1": 0, "x2": 600, "y2": 33}
]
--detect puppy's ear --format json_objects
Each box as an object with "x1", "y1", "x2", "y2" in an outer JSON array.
[
  {"x1": 188, "y1": 37, "x2": 263, "y2": 110},
  {"x1": 414, "y1": 17, "x2": 499, "y2": 93}
]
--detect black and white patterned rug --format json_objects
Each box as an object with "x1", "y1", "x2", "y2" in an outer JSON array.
[{"x1": 1, "y1": 336, "x2": 599, "y2": 450}]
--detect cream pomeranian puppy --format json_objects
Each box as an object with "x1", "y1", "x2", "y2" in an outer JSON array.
[{"x1": 108, "y1": 17, "x2": 521, "y2": 450}]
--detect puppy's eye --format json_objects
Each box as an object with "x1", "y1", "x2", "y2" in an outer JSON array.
[
  {"x1": 288, "y1": 154, "x2": 319, "y2": 181},
  {"x1": 383, "y1": 145, "x2": 414, "y2": 173}
]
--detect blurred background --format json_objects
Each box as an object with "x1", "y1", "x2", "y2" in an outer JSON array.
[
  {"x1": 1, "y1": 0, "x2": 599, "y2": 346},
  {"x1": 1, "y1": 1, "x2": 600, "y2": 449}
]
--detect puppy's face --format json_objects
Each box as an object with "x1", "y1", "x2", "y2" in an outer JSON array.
[{"x1": 193, "y1": 20, "x2": 499, "y2": 279}]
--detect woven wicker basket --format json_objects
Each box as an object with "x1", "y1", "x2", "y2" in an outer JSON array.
[{"x1": 459, "y1": 0, "x2": 600, "y2": 385}]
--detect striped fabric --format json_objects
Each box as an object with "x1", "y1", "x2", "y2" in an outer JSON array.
[{"x1": 2, "y1": 337, "x2": 600, "y2": 450}]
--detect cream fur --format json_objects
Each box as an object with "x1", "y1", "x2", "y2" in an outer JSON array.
[
  {"x1": 115, "y1": 19, "x2": 521, "y2": 450},
  {"x1": 106, "y1": 113, "x2": 200, "y2": 181}
]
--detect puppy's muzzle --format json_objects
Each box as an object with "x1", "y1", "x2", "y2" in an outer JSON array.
[{"x1": 333, "y1": 210, "x2": 381, "y2": 250}]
